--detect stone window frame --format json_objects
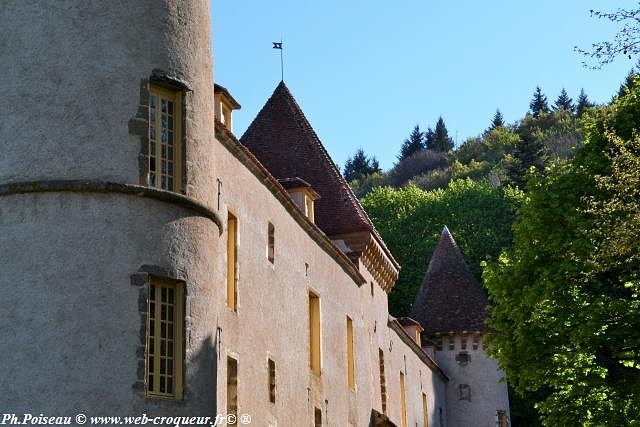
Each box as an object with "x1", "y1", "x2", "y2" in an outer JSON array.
[
  {"x1": 131, "y1": 267, "x2": 186, "y2": 400},
  {"x1": 130, "y1": 70, "x2": 190, "y2": 195}
]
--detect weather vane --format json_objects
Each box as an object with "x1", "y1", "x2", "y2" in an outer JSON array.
[{"x1": 272, "y1": 39, "x2": 283, "y2": 81}]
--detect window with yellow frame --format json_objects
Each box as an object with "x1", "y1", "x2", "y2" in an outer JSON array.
[
  {"x1": 149, "y1": 84, "x2": 182, "y2": 192},
  {"x1": 145, "y1": 277, "x2": 184, "y2": 399}
]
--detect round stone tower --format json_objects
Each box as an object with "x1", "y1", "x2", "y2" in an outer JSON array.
[
  {"x1": 410, "y1": 227, "x2": 510, "y2": 427},
  {"x1": 1, "y1": 1, "x2": 221, "y2": 415}
]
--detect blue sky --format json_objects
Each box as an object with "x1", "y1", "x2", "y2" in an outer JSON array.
[{"x1": 213, "y1": 1, "x2": 635, "y2": 170}]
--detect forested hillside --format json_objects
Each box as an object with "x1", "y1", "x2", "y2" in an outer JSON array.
[{"x1": 347, "y1": 68, "x2": 640, "y2": 426}]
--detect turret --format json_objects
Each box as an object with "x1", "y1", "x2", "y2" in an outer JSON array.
[
  {"x1": 410, "y1": 227, "x2": 510, "y2": 427},
  {"x1": 1, "y1": 0, "x2": 221, "y2": 414}
]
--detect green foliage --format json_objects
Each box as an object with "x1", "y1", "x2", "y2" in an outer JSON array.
[
  {"x1": 530, "y1": 86, "x2": 550, "y2": 118},
  {"x1": 426, "y1": 117, "x2": 454, "y2": 152},
  {"x1": 484, "y1": 78, "x2": 640, "y2": 425},
  {"x1": 576, "y1": 88, "x2": 595, "y2": 117},
  {"x1": 349, "y1": 171, "x2": 389, "y2": 199},
  {"x1": 343, "y1": 148, "x2": 380, "y2": 182},
  {"x1": 489, "y1": 109, "x2": 505, "y2": 131},
  {"x1": 362, "y1": 179, "x2": 522, "y2": 315},
  {"x1": 398, "y1": 125, "x2": 425, "y2": 161},
  {"x1": 388, "y1": 149, "x2": 449, "y2": 187},
  {"x1": 553, "y1": 88, "x2": 574, "y2": 114}
]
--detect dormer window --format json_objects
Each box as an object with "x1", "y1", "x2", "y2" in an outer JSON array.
[
  {"x1": 214, "y1": 83, "x2": 241, "y2": 133},
  {"x1": 278, "y1": 177, "x2": 320, "y2": 223}
]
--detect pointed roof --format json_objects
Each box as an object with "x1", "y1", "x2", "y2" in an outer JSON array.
[
  {"x1": 240, "y1": 81, "x2": 374, "y2": 237},
  {"x1": 409, "y1": 226, "x2": 490, "y2": 335}
]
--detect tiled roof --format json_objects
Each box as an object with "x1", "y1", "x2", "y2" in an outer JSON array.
[
  {"x1": 409, "y1": 226, "x2": 490, "y2": 335},
  {"x1": 240, "y1": 81, "x2": 376, "y2": 238}
]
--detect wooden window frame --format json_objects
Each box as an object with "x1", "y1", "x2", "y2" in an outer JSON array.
[
  {"x1": 148, "y1": 84, "x2": 182, "y2": 193},
  {"x1": 422, "y1": 392, "x2": 429, "y2": 427},
  {"x1": 400, "y1": 371, "x2": 407, "y2": 427},
  {"x1": 309, "y1": 291, "x2": 322, "y2": 375},
  {"x1": 227, "y1": 211, "x2": 238, "y2": 311},
  {"x1": 346, "y1": 316, "x2": 355, "y2": 390},
  {"x1": 145, "y1": 277, "x2": 184, "y2": 399},
  {"x1": 379, "y1": 348, "x2": 387, "y2": 414}
]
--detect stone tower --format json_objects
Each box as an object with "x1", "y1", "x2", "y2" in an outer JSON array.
[
  {"x1": 1, "y1": 1, "x2": 221, "y2": 414},
  {"x1": 410, "y1": 227, "x2": 510, "y2": 427}
]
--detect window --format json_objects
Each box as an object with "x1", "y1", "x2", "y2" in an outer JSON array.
[
  {"x1": 227, "y1": 357, "x2": 238, "y2": 418},
  {"x1": 149, "y1": 84, "x2": 181, "y2": 192},
  {"x1": 227, "y1": 212, "x2": 238, "y2": 311},
  {"x1": 309, "y1": 292, "x2": 321, "y2": 375},
  {"x1": 145, "y1": 278, "x2": 183, "y2": 399},
  {"x1": 422, "y1": 392, "x2": 429, "y2": 427},
  {"x1": 268, "y1": 358, "x2": 276, "y2": 403},
  {"x1": 314, "y1": 407, "x2": 322, "y2": 427},
  {"x1": 267, "y1": 222, "x2": 275, "y2": 264},
  {"x1": 305, "y1": 194, "x2": 315, "y2": 222},
  {"x1": 379, "y1": 349, "x2": 387, "y2": 414},
  {"x1": 346, "y1": 316, "x2": 355, "y2": 390},
  {"x1": 400, "y1": 372, "x2": 407, "y2": 427}
]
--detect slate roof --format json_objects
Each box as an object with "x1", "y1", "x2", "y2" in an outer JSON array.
[
  {"x1": 409, "y1": 226, "x2": 490, "y2": 335},
  {"x1": 240, "y1": 81, "x2": 378, "y2": 238}
]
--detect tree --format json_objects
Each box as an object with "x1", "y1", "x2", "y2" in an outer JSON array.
[
  {"x1": 484, "y1": 78, "x2": 640, "y2": 425},
  {"x1": 361, "y1": 179, "x2": 522, "y2": 316},
  {"x1": 388, "y1": 149, "x2": 448, "y2": 187},
  {"x1": 553, "y1": 88, "x2": 574, "y2": 113},
  {"x1": 426, "y1": 116, "x2": 454, "y2": 152},
  {"x1": 398, "y1": 125, "x2": 424, "y2": 161},
  {"x1": 529, "y1": 86, "x2": 550, "y2": 118},
  {"x1": 489, "y1": 109, "x2": 505, "y2": 131},
  {"x1": 343, "y1": 148, "x2": 380, "y2": 182},
  {"x1": 576, "y1": 6, "x2": 640, "y2": 68},
  {"x1": 576, "y1": 88, "x2": 594, "y2": 117},
  {"x1": 507, "y1": 131, "x2": 548, "y2": 187}
]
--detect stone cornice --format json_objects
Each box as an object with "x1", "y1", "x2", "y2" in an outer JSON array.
[{"x1": 0, "y1": 180, "x2": 223, "y2": 233}]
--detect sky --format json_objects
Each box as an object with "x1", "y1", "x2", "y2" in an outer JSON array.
[{"x1": 212, "y1": 1, "x2": 636, "y2": 171}]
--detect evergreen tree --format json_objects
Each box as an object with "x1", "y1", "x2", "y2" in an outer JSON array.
[
  {"x1": 489, "y1": 109, "x2": 505, "y2": 131},
  {"x1": 424, "y1": 127, "x2": 435, "y2": 151},
  {"x1": 427, "y1": 117, "x2": 454, "y2": 152},
  {"x1": 529, "y1": 86, "x2": 550, "y2": 118},
  {"x1": 507, "y1": 133, "x2": 548, "y2": 187},
  {"x1": 576, "y1": 88, "x2": 594, "y2": 117},
  {"x1": 618, "y1": 69, "x2": 639, "y2": 97},
  {"x1": 343, "y1": 148, "x2": 380, "y2": 182},
  {"x1": 398, "y1": 125, "x2": 424, "y2": 161},
  {"x1": 553, "y1": 88, "x2": 574, "y2": 113}
]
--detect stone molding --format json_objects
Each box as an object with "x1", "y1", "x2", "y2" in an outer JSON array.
[{"x1": 0, "y1": 180, "x2": 223, "y2": 232}]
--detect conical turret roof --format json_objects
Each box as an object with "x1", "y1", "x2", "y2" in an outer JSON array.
[
  {"x1": 240, "y1": 81, "x2": 375, "y2": 237},
  {"x1": 409, "y1": 226, "x2": 489, "y2": 335}
]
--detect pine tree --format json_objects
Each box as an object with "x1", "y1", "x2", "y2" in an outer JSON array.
[
  {"x1": 553, "y1": 88, "x2": 574, "y2": 113},
  {"x1": 529, "y1": 86, "x2": 550, "y2": 118},
  {"x1": 424, "y1": 127, "x2": 435, "y2": 151},
  {"x1": 576, "y1": 88, "x2": 594, "y2": 117},
  {"x1": 398, "y1": 125, "x2": 424, "y2": 161},
  {"x1": 426, "y1": 117, "x2": 454, "y2": 152},
  {"x1": 344, "y1": 148, "x2": 380, "y2": 182},
  {"x1": 507, "y1": 134, "x2": 548, "y2": 187},
  {"x1": 489, "y1": 109, "x2": 505, "y2": 130}
]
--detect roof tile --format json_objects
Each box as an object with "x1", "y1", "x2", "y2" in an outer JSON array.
[{"x1": 409, "y1": 226, "x2": 490, "y2": 335}]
